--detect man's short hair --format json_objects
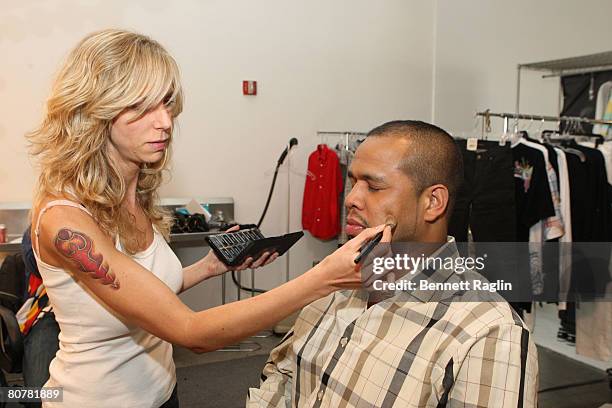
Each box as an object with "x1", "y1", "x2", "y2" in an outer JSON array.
[{"x1": 367, "y1": 120, "x2": 463, "y2": 215}]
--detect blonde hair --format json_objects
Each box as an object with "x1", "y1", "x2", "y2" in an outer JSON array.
[{"x1": 27, "y1": 29, "x2": 184, "y2": 253}]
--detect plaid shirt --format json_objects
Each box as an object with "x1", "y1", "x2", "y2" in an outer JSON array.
[{"x1": 248, "y1": 238, "x2": 539, "y2": 407}]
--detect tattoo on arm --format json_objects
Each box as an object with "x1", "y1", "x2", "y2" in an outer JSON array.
[{"x1": 55, "y1": 228, "x2": 120, "y2": 289}]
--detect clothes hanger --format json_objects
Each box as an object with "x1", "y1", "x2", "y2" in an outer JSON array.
[
  {"x1": 534, "y1": 118, "x2": 546, "y2": 140},
  {"x1": 539, "y1": 119, "x2": 586, "y2": 161},
  {"x1": 541, "y1": 118, "x2": 566, "y2": 141},
  {"x1": 545, "y1": 120, "x2": 587, "y2": 162},
  {"x1": 504, "y1": 119, "x2": 523, "y2": 147},
  {"x1": 481, "y1": 110, "x2": 491, "y2": 140},
  {"x1": 520, "y1": 116, "x2": 543, "y2": 143},
  {"x1": 566, "y1": 119, "x2": 605, "y2": 146}
]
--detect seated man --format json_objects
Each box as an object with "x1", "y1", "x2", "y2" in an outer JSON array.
[{"x1": 248, "y1": 121, "x2": 538, "y2": 407}]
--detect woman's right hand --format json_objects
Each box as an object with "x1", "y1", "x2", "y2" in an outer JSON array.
[{"x1": 311, "y1": 223, "x2": 392, "y2": 294}]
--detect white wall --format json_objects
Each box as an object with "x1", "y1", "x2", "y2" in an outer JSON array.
[
  {"x1": 432, "y1": 0, "x2": 612, "y2": 135},
  {"x1": 0, "y1": 1, "x2": 435, "y2": 309},
  {"x1": 5, "y1": 1, "x2": 610, "y2": 312}
]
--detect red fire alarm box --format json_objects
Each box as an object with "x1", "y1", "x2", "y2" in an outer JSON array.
[{"x1": 243, "y1": 80, "x2": 257, "y2": 95}]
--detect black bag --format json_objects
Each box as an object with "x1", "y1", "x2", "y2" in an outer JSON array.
[{"x1": 171, "y1": 213, "x2": 209, "y2": 234}]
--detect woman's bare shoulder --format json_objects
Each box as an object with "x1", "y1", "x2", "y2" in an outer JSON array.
[
  {"x1": 31, "y1": 193, "x2": 98, "y2": 246},
  {"x1": 32, "y1": 194, "x2": 113, "y2": 266},
  {"x1": 32, "y1": 193, "x2": 84, "y2": 219}
]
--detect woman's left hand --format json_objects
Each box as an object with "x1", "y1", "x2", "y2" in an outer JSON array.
[{"x1": 204, "y1": 225, "x2": 279, "y2": 278}]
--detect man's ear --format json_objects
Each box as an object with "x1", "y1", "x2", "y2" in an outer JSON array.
[{"x1": 423, "y1": 184, "x2": 449, "y2": 222}]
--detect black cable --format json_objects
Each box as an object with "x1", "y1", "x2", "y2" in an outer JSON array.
[
  {"x1": 231, "y1": 161, "x2": 282, "y2": 294},
  {"x1": 232, "y1": 270, "x2": 265, "y2": 294},
  {"x1": 257, "y1": 163, "x2": 281, "y2": 228}
]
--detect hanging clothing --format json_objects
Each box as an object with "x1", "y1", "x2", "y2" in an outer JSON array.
[
  {"x1": 579, "y1": 139, "x2": 612, "y2": 233},
  {"x1": 302, "y1": 144, "x2": 343, "y2": 240},
  {"x1": 512, "y1": 142, "x2": 556, "y2": 242},
  {"x1": 512, "y1": 141, "x2": 557, "y2": 314},
  {"x1": 566, "y1": 144, "x2": 612, "y2": 300},
  {"x1": 572, "y1": 144, "x2": 611, "y2": 242},
  {"x1": 558, "y1": 148, "x2": 589, "y2": 342},
  {"x1": 598, "y1": 142, "x2": 612, "y2": 247},
  {"x1": 520, "y1": 139, "x2": 564, "y2": 240},
  {"x1": 593, "y1": 81, "x2": 612, "y2": 137},
  {"x1": 517, "y1": 138, "x2": 564, "y2": 297},
  {"x1": 449, "y1": 139, "x2": 535, "y2": 315},
  {"x1": 336, "y1": 148, "x2": 354, "y2": 245},
  {"x1": 564, "y1": 150, "x2": 590, "y2": 240},
  {"x1": 572, "y1": 143, "x2": 612, "y2": 356},
  {"x1": 449, "y1": 140, "x2": 517, "y2": 242},
  {"x1": 536, "y1": 141, "x2": 566, "y2": 301},
  {"x1": 554, "y1": 148, "x2": 572, "y2": 307},
  {"x1": 561, "y1": 144, "x2": 612, "y2": 350},
  {"x1": 597, "y1": 140, "x2": 612, "y2": 185}
]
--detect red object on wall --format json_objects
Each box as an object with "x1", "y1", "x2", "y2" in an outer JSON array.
[{"x1": 243, "y1": 80, "x2": 257, "y2": 95}]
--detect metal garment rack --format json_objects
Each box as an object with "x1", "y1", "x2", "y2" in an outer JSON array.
[
  {"x1": 514, "y1": 50, "x2": 612, "y2": 131},
  {"x1": 317, "y1": 130, "x2": 367, "y2": 148},
  {"x1": 475, "y1": 110, "x2": 612, "y2": 135}
]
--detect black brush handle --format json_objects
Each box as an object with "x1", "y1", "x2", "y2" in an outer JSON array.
[{"x1": 354, "y1": 231, "x2": 384, "y2": 264}]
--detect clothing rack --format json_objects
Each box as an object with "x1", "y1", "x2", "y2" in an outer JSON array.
[
  {"x1": 317, "y1": 131, "x2": 367, "y2": 136},
  {"x1": 317, "y1": 131, "x2": 367, "y2": 150},
  {"x1": 475, "y1": 110, "x2": 612, "y2": 135},
  {"x1": 515, "y1": 51, "x2": 612, "y2": 128}
]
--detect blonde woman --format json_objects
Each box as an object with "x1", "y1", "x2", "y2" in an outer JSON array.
[{"x1": 27, "y1": 29, "x2": 387, "y2": 407}]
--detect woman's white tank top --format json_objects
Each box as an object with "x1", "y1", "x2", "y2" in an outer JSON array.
[{"x1": 33, "y1": 200, "x2": 183, "y2": 408}]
